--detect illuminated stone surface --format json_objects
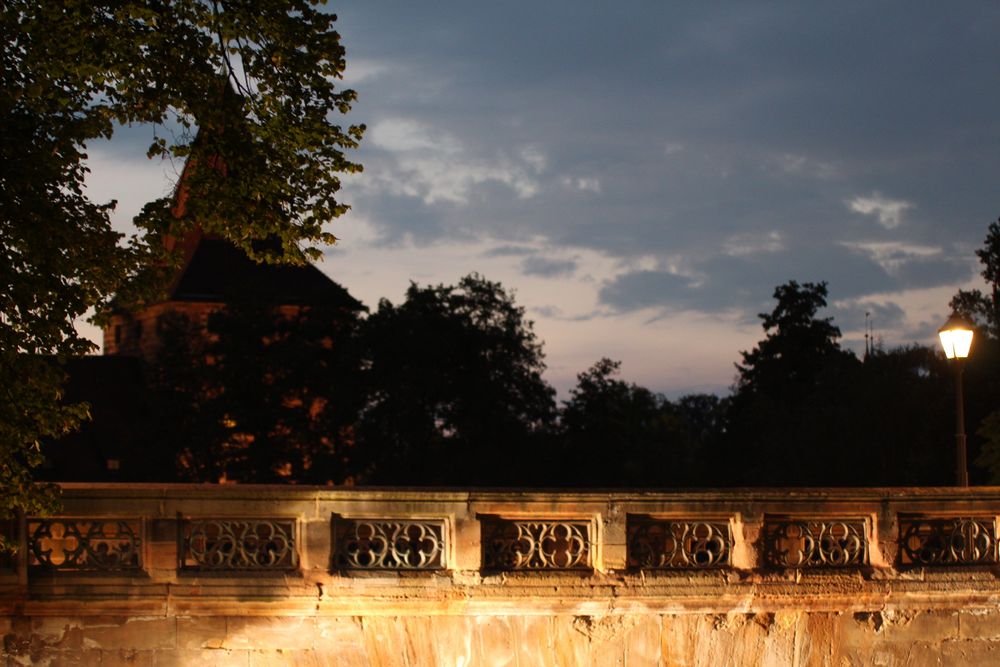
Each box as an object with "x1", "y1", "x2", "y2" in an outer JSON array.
[{"x1": 3, "y1": 485, "x2": 1000, "y2": 665}]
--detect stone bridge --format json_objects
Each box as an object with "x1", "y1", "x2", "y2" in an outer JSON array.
[{"x1": 3, "y1": 484, "x2": 1000, "y2": 665}]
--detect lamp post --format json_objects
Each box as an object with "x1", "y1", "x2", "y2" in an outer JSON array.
[{"x1": 938, "y1": 313, "x2": 975, "y2": 487}]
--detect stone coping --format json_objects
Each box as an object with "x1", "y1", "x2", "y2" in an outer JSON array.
[{"x1": 51, "y1": 482, "x2": 1000, "y2": 500}]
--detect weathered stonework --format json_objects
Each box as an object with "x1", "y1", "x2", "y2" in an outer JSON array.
[{"x1": 4, "y1": 485, "x2": 1000, "y2": 665}]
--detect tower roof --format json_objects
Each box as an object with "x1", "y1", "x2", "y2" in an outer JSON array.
[
  {"x1": 154, "y1": 77, "x2": 362, "y2": 311},
  {"x1": 167, "y1": 230, "x2": 362, "y2": 309}
]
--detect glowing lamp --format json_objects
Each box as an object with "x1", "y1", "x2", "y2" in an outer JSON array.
[
  {"x1": 938, "y1": 313, "x2": 975, "y2": 359},
  {"x1": 938, "y1": 312, "x2": 974, "y2": 487}
]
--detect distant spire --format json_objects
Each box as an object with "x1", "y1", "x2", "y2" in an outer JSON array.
[{"x1": 864, "y1": 311, "x2": 871, "y2": 361}]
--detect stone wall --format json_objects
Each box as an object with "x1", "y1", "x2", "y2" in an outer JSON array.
[{"x1": 3, "y1": 485, "x2": 1000, "y2": 665}]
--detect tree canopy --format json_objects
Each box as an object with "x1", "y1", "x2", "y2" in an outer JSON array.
[
  {"x1": 723, "y1": 281, "x2": 855, "y2": 484},
  {"x1": 36, "y1": 234, "x2": 1000, "y2": 489},
  {"x1": 355, "y1": 274, "x2": 556, "y2": 485},
  {"x1": 951, "y1": 219, "x2": 1000, "y2": 338},
  {"x1": 2, "y1": 1, "x2": 363, "y2": 518},
  {"x1": 558, "y1": 358, "x2": 695, "y2": 486},
  {"x1": 149, "y1": 299, "x2": 364, "y2": 484},
  {"x1": 953, "y1": 220, "x2": 1000, "y2": 481},
  {"x1": 719, "y1": 266, "x2": 999, "y2": 487},
  {"x1": 735, "y1": 281, "x2": 849, "y2": 399}
]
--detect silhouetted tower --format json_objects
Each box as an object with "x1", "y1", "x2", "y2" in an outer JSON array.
[{"x1": 863, "y1": 311, "x2": 871, "y2": 361}]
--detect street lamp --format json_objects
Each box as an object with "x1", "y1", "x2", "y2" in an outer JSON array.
[{"x1": 938, "y1": 312, "x2": 975, "y2": 487}]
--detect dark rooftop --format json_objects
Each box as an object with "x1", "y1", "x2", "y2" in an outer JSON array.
[{"x1": 170, "y1": 236, "x2": 363, "y2": 310}]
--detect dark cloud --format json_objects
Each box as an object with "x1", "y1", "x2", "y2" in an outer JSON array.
[
  {"x1": 482, "y1": 245, "x2": 535, "y2": 258},
  {"x1": 598, "y1": 270, "x2": 695, "y2": 313},
  {"x1": 532, "y1": 305, "x2": 562, "y2": 319},
  {"x1": 598, "y1": 243, "x2": 884, "y2": 313},
  {"x1": 348, "y1": 189, "x2": 475, "y2": 247},
  {"x1": 521, "y1": 256, "x2": 577, "y2": 278},
  {"x1": 892, "y1": 255, "x2": 976, "y2": 290},
  {"x1": 597, "y1": 240, "x2": 977, "y2": 320},
  {"x1": 828, "y1": 301, "x2": 907, "y2": 333},
  {"x1": 95, "y1": 3, "x2": 998, "y2": 330},
  {"x1": 902, "y1": 319, "x2": 942, "y2": 345},
  {"x1": 333, "y1": 1, "x2": 999, "y2": 283}
]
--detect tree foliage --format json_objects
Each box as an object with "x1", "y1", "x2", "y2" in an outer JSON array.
[
  {"x1": 2, "y1": 1, "x2": 362, "y2": 515},
  {"x1": 726, "y1": 281, "x2": 860, "y2": 485},
  {"x1": 736, "y1": 281, "x2": 850, "y2": 398},
  {"x1": 150, "y1": 300, "x2": 364, "y2": 484},
  {"x1": 558, "y1": 358, "x2": 697, "y2": 486},
  {"x1": 954, "y1": 219, "x2": 1000, "y2": 481},
  {"x1": 355, "y1": 274, "x2": 556, "y2": 485},
  {"x1": 950, "y1": 219, "x2": 1000, "y2": 338},
  {"x1": 720, "y1": 271, "x2": 996, "y2": 487}
]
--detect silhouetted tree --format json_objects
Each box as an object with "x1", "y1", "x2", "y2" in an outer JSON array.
[
  {"x1": 355, "y1": 274, "x2": 556, "y2": 485},
  {"x1": 735, "y1": 281, "x2": 850, "y2": 399},
  {"x1": 951, "y1": 219, "x2": 1000, "y2": 338},
  {"x1": 3, "y1": 0, "x2": 363, "y2": 521},
  {"x1": 558, "y1": 359, "x2": 691, "y2": 486},
  {"x1": 721, "y1": 278, "x2": 985, "y2": 486},
  {"x1": 951, "y1": 219, "x2": 1000, "y2": 482},
  {"x1": 724, "y1": 281, "x2": 860, "y2": 485},
  {"x1": 842, "y1": 346, "x2": 952, "y2": 485},
  {"x1": 149, "y1": 300, "x2": 363, "y2": 483},
  {"x1": 145, "y1": 312, "x2": 210, "y2": 480},
  {"x1": 675, "y1": 393, "x2": 729, "y2": 481},
  {"x1": 976, "y1": 411, "x2": 1000, "y2": 482}
]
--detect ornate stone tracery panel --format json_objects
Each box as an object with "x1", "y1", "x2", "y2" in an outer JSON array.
[
  {"x1": 481, "y1": 517, "x2": 593, "y2": 572},
  {"x1": 763, "y1": 517, "x2": 868, "y2": 569},
  {"x1": 27, "y1": 518, "x2": 142, "y2": 572},
  {"x1": 627, "y1": 517, "x2": 731, "y2": 569},
  {"x1": 333, "y1": 518, "x2": 447, "y2": 570},
  {"x1": 898, "y1": 516, "x2": 998, "y2": 566},
  {"x1": 180, "y1": 518, "x2": 298, "y2": 571}
]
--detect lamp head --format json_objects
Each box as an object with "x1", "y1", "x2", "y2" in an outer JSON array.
[{"x1": 938, "y1": 312, "x2": 975, "y2": 360}]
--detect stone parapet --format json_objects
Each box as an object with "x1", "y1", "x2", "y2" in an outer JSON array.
[
  {"x1": 3, "y1": 485, "x2": 1000, "y2": 665},
  {"x1": 4, "y1": 485, "x2": 1000, "y2": 614}
]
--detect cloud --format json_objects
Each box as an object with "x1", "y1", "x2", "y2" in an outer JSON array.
[
  {"x1": 84, "y1": 149, "x2": 177, "y2": 235},
  {"x1": 723, "y1": 231, "x2": 784, "y2": 257},
  {"x1": 841, "y1": 241, "x2": 975, "y2": 289},
  {"x1": 770, "y1": 153, "x2": 838, "y2": 179},
  {"x1": 369, "y1": 118, "x2": 454, "y2": 153},
  {"x1": 847, "y1": 194, "x2": 914, "y2": 229},
  {"x1": 840, "y1": 241, "x2": 942, "y2": 270},
  {"x1": 598, "y1": 243, "x2": 900, "y2": 317},
  {"x1": 360, "y1": 118, "x2": 545, "y2": 206},
  {"x1": 341, "y1": 59, "x2": 389, "y2": 85},
  {"x1": 901, "y1": 318, "x2": 942, "y2": 343},
  {"x1": 561, "y1": 176, "x2": 601, "y2": 193},
  {"x1": 520, "y1": 146, "x2": 548, "y2": 173},
  {"x1": 338, "y1": 0, "x2": 997, "y2": 286},
  {"x1": 521, "y1": 255, "x2": 578, "y2": 278},
  {"x1": 533, "y1": 305, "x2": 563, "y2": 318},
  {"x1": 890, "y1": 255, "x2": 975, "y2": 289},
  {"x1": 828, "y1": 300, "x2": 907, "y2": 332},
  {"x1": 482, "y1": 245, "x2": 536, "y2": 258},
  {"x1": 595, "y1": 231, "x2": 979, "y2": 326},
  {"x1": 598, "y1": 270, "x2": 694, "y2": 313},
  {"x1": 78, "y1": 2, "x2": 1000, "y2": 395},
  {"x1": 481, "y1": 242, "x2": 581, "y2": 278}
]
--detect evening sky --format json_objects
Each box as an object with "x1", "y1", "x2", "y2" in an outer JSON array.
[{"x1": 82, "y1": 2, "x2": 1000, "y2": 397}]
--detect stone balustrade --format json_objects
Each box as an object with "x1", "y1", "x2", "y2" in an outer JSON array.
[
  {"x1": 4, "y1": 485, "x2": 1000, "y2": 665},
  {"x1": 5, "y1": 485, "x2": 1000, "y2": 606}
]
